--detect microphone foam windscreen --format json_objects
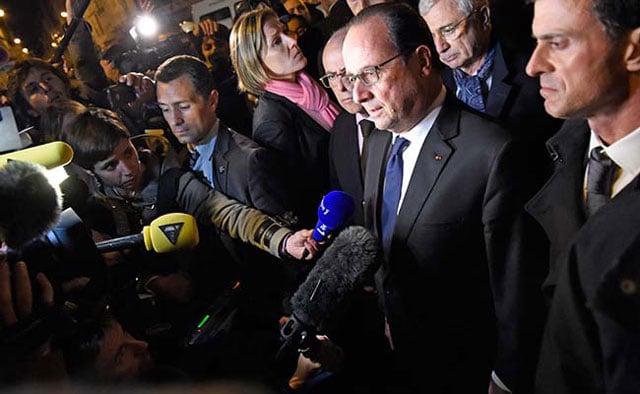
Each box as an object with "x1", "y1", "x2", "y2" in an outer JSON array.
[
  {"x1": 0, "y1": 161, "x2": 62, "y2": 248},
  {"x1": 291, "y1": 225, "x2": 381, "y2": 328}
]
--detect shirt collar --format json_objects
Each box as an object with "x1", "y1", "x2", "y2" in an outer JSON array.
[
  {"x1": 390, "y1": 85, "x2": 446, "y2": 144},
  {"x1": 589, "y1": 125, "x2": 640, "y2": 176}
]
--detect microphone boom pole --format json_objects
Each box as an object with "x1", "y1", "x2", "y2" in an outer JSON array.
[{"x1": 50, "y1": 0, "x2": 92, "y2": 64}]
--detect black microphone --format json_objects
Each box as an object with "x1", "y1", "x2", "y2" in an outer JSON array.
[
  {"x1": 280, "y1": 225, "x2": 381, "y2": 358},
  {"x1": 0, "y1": 161, "x2": 62, "y2": 249}
]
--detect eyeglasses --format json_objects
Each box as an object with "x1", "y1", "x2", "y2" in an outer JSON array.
[
  {"x1": 340, "y1": 49, "x2": 412, "y2": 91},
  {"x1": 319, "y1": 69, "x2": 346, "y2": 88},
  {"x1": 433, "y1": 7, "x2": 484, "y2": 42}
]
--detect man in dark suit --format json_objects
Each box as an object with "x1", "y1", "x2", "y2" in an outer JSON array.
[
  {"x1": 321, "y1": 27, "x2": 370, "y2": 225},
  {"x1": 343, "y1": 4, "x2": 539, "y2": 392},
  {"x1": 523, "y1": 0, "x2": 640, "y2": 391},
  {"x1": 154, "y1": 55, "x2": 296, "y2": 379},
  {"x1": 420, "y1": 0, "x2": 561, "y2": 181}
]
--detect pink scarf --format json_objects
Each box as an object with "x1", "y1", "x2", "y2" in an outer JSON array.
[{"x1": 264, "y1": 71, "x2": 340, "y2": 131}]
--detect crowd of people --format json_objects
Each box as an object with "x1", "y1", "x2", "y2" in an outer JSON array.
[{"x1": 1, "y1": 0, "x2": 639, "y2": 392}]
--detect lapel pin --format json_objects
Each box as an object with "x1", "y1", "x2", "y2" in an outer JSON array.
[
  {"x1": 434, "y1": 154, "x2": 443, "y2": 161},
  {"x1": 218, "y1": 166, "x2": 226, "y2": 173}
]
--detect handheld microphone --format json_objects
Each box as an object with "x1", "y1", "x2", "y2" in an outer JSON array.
[
  {"x1": 0, "y1": 161, "x2": 62, "y2": 249},
  {"x1": 311, "y1": 191, "x2": 355, "y2": 242},
  {"x1": 280, "y1": 225, "x2": 381, "y2": 358},
  {"x1": 0, "y1": 141, "x2": 74, "y2": 169},
  {"x1": 95, "y1": 213, "x2": 199, "y2": 253}
]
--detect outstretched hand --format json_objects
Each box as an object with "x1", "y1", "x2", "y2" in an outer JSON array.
[{"x1": 285, "y1": 229, "x2": 319, "y2": 260}]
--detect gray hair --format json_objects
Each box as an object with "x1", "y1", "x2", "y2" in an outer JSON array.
[{"x1": 419, "y1": 0, "x2": 487, "y2": 16}]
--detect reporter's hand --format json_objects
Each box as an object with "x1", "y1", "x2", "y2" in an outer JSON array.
[
  {"x1": 119, "y1": 72, "x2": 156, "y2": 103},
  {"x1": 138, "y1": 0, "x2": 155, "y2": 13},
  {"x1": 199, "y1": 19, "x2": 218, "y2": 37},
  {"x1": 0, "y1": 260, "x2": 53, "y2": 327},
  {"x1": 305, "y1": 335, "x2": 344, "y2": 372},
  {"x1": 285, "y1": 229, "x2": 318, "y2": 260}
]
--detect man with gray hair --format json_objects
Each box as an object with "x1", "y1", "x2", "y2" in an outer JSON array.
[{"x1": 420, "y1": 0, "x2": 560, "y2": 146}]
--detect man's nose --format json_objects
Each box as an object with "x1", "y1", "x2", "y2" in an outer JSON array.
[
  {"x1": 433, "y1": 34, "x2": 450, "y2": 54},
  {"x1": 352, "y1": 79, "x2": 371, "y2": 104}
]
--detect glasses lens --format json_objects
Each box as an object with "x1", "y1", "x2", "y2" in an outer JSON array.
[
  {"x1": 319, "y1": 75, "x2": 331, "y2": 88},
  {"x1": 341, "y1": 75, "x2": 354, "y2": 91},
  {"x1": 361, "y1": 68, "x2": 379, "y2": 86}
]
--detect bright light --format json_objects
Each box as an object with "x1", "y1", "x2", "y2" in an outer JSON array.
[
  {"x1": 136, "y1": 15, "x2": 158, "y2": 38},
  {"x1": 60, "y1": 11, "x2": 68, "y2": 18},
  {"x1": 0, "y1": 9, "x2": 5, "y2": 18},
  {"x1": 51, "y1": 42, "x2": 58, "y2": 48},
  {"x1": 22, "y1": 47, "x2": 28, "y2": 54},
  {"x1": 46, "y1": 166, "x2": 69, "y2": 187},
  {"x1": 13, "y1": 38, "x2": 21, "y2": 45}
]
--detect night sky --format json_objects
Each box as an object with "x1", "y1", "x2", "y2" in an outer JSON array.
[{"x1": 1, "y1": 0, "x2": 64, "y2": 57}]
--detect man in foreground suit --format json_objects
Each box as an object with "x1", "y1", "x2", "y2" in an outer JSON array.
[
  {"x1": 342, "y1": 4, "x2": 539, "y2": 392},
  {"x1": 524, "y1": 0, "x2": 640, "y2": 391},
  {"x1": 322, "y1": 27, "x2": 370, "y2": 225}
]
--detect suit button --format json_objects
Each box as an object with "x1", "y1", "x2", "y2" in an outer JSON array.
[{"x1": 620, "y1": 279, "x2": 637, "y2": 295}]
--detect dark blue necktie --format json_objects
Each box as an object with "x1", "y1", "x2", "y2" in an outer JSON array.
[
  {"x1": 453, "y1": 45, "x2": 497, "y2": 112},
  {"x1": 381, "y1": 136, "x2": 410, "y2": 252}
]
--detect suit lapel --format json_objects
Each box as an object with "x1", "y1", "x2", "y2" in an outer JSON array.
[
  {"x1": 394, "y1": 99, "x2": 457, "y2": 244},
  {"x1": 212, "y1": 125, "x2": 230, "y2": 191},
  {"x1": 485, "y1": 43, "x2": 512, "y2": 119}
]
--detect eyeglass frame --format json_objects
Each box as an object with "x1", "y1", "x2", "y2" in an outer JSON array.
[
  {"x1": 432, "y1": 6, "x2": 486, "y2": 42},
  {"x1": 319, "y1": 68, "x2": 347, "y2": 89},
  {"x1": 340, "y1": 48, "x2": 415, "y2": 91}
]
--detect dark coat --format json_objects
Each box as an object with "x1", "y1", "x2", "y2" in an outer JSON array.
[
  {"x1": 364, "y1": 95, "x2": 540, "y2": 392},
  {"x1": 252, "y1": 91, "x2": 332, "y2": 228},
  {"x1": 536, "y1": 175, "x2": 640, "y2": 394}
]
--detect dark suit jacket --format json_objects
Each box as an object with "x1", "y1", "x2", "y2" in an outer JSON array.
[
  {"x1": 364, "y1": 95, "x2": 538, "y2": 392},
  {"x1": 253, "y1": 91, "x2": 333, "y2": 228},
  {"x1": 526, "y1": 119, "x2": 589, "y2": 294},
  {"x1": 208, "y1": 123, "x2": 295, "y2": 325},
  {"x1": 443, "y1": 42, "x2": 561, "y2": 142},
  {"x1": 536, "y1": 176, "x2": 640, "y2": 394},
  {"x1": 328, "y1": 111, "x2": 365, "y2": 225},
  {"x1": 211, "y1": 123, "x2": 292, "y2": 217}
]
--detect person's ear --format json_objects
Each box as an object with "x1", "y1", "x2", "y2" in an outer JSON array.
[
  {"x1": 624, "y1": 28, "x2": 640, "y2": 72},
  {"x1": 208, "y1": 89, "x2": 219, "y2": 111},
  {"x1": 415, "y1": 45, "x2": 432, "y2": 77},
  {"x1": 480, "y1": 6, "x2": 491, "y2": 30}
]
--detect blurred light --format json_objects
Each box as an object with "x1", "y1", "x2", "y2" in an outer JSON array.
[
  {"x1": 13, "y1": 38, "x2": 21, "y2": 45},
  {"x1": 22, "y1": 48, "x2": 28, "y2": 54},
  {"x1": 0, "y1": 9, "x2": 5, "y2": 18},
  {"x1": 46, "y1": 166, "x2": 69, "y2": 187},
  {"x1": 60, "y1": 11, "x2": 68, "y2": 18},
  {"x1": 136, "y1": 15, "x2": 158, "y2": 38},
  {"x1": 51, "y1": 42, "x2": 58, "y2": 48},
  {"x1": 52, "y1": 33, "x2": 60, "y2": 39}
]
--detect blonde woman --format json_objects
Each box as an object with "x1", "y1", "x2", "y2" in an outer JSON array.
[{"x1": 231, "y1": 7, "x2": 341, "y2": 227}]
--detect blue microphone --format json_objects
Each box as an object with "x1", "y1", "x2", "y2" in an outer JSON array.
[{"x1": 312, "y1": 191, "x2": 355, "y2": 242}]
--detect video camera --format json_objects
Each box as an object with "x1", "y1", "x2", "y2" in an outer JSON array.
[{"x1": 114, "y1": 33, "x2": 200, "y2": 74}]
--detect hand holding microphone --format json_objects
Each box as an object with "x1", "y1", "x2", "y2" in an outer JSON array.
[{"x1": 301, "y1": 191, "x2": 356, "y2": 259}]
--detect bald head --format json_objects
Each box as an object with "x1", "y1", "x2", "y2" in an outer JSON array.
[{"x1": 322, "y1": 27, "x2": 364, "y2": 114}]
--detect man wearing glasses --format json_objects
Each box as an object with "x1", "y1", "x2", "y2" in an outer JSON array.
[
  {"x1": 342, "y1": 3, "x2": 541, "y2": 393},
  {"x1": 420, "y1": 0, "x2": 560, "y2": 167}
]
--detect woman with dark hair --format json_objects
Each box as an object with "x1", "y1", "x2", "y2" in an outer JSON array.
[{"x1": 230, "y1": 7, "x2": 341, "y2": 227}]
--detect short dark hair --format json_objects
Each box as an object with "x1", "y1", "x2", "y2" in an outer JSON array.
[
  {"x1": 592, "y1": 0, "x2": 640, "y2": 40},
  {"x1": 155, "y1": 55, "x2": 216, "y2": 100},
  {"x1": 350, "y1": 3, "x2": 443, "y2": 71},
  {"x1": 61, "y1": 108, "x2": 130, "y2": 170}
]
